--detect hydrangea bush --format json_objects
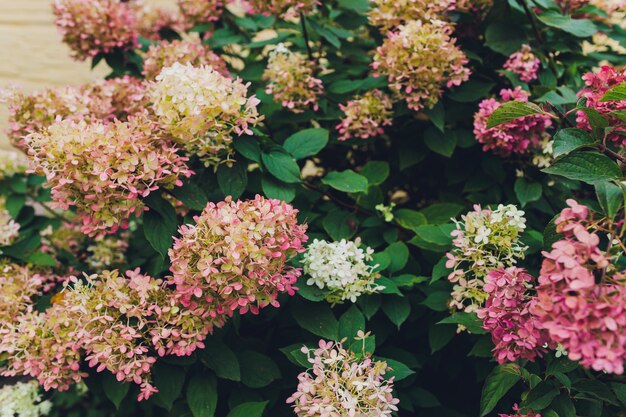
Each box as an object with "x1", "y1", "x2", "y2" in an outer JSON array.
[{"x1": 1, "y1": 0, "x2": 626, "y2": 416}]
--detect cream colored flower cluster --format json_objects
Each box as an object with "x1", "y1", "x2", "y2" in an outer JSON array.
[
  {"x1": 302, "y1": 238, "x2": 384, "y2": 304},
  {"x1": 0, "y1": 381, "x2": 52, "y2": 417},
  {"x1": 150, "y1": 62, "x2": 262, "y2": 167},
  {"x1": 369, "y1": 0, "x2": 455, "y2": 30}
]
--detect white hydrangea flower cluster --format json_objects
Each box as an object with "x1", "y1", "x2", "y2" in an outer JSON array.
[
  {"x1": 149, "y1": 62, "x2": 262, "y2": 167},
  {"x1": 0, "y1": 149, "x2": 28, "y2": 180},
  {"x1": 0, "y1": 380, "x2": 52, "y2": 417},
  {"x1": 302, "y1": 238, "x2": 384, "y2": 303},
  {"x1": 446, "y1": 204, "x2": 528, "y2": 313}
]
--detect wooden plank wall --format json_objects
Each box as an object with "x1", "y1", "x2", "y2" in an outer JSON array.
[{"x1": 0, "y1": 0, "x2": 175, "y2": 150}]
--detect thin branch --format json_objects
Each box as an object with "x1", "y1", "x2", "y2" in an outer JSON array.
[
  {"x1": 545, "y1": 101, "x2": 574, "y2": 127},
  {"x1": 36, "y1": 201, "x2": 72, "y2": 223},
  {"x1": 300, "y1": 13, "x2": 314, "y2": 61}
]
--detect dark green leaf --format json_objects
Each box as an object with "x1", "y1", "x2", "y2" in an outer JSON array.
[
  {"x1": 102, "y1": 372, "x2": 129, "y2": 410},
  {"x1": 381, "y1": 296, "x2": 410, "y2": 328},
  {"x1": 187, "y1": 373, "x2": 218, "y2": 417},
  {"x1": 595, "y1": 181, "x2": 623, "y2": 219},
  {"x1": 385, "y1": 241, "x2": 409, "y2": 272},
  {"x1": 153, "y1": 363, "x2": 186, "y2": 411},
  {"x1": 377, "y1": 357, "x2": 415, "y2": 381},
  {"x1": 261, "y1": 176, "x2": 296, "y2": 202},
  {"x1": 428, "y1": 322, "x2": 456, "y2": 353},
  {"x1": 217, "y1": 163, "x2": 248, "y2": 199},
  {"x1": 480, "y1": 364, "x2": 521, "y2": 416},
  {"x1": 438, "y1": 313, "x2": 487, "y2": 334},
  {"x1": 552, "y1": 128, "x2": 595, "y2": 158},
  {"x1": 283, "y1": 128, "x2": 329, "y2": 159},
  {"x1": 536, "y1": 11, "x2": 598, "y2": 37},
  {"x1": 523, "y1": 381, "x2": 559, "y2": 410},
  {"x1": 601, "y1": 82, "x2": 626, "y2": 101},
  {"x1": 487, "y1": 101, "x2": 547, "y2": 129},
  {"x1": 543, "y1": 151, "x2": 623, "y2": 184},
  {"x1": 238, "y1": 351, "x2": 281, "y2": 388},
  {"x1": 171, "y1": 181, "x2": 209, "y2": 211},
  {"x1": 360, "y1": 161, "x2": 390, "y2": 186},
  {"x1": 234, "y1": 136, "x2": 261, "y2": 162},
  {"x1": 198, "y1": 340, "x2": 240, "y2": 381},
  {"x1": 226, "y1": 401, "x2": 268, "y2": 417},
  {"x1": 292, "y1": 300, "x2": 339, "y2": 340},
  {"x1": 424, "y1": 127, "x2": 457, "y2": 158},
  {"x1": 322, "y1": 170, "x2": 369, "y2": 193},
  {"x1": 394, "y1": 209, "x2": 427, "y2": 230},
  {"x1": 262, "y1": 148, "x2": 301, "y2": 183},
  {"x1": 514, "y1": 178, "x2": 542, "y2": 207},
  {"x1": 339, "y1": 305, "x2": 366, "y2": 340}
]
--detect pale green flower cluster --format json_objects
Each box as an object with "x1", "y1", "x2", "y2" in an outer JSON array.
[{"x1": 0, "y1": 381, "x2": 52, "y2": 417}]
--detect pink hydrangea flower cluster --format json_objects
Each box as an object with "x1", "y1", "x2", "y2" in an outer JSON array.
[
  {"x1": 83, "y1": 76, "x2": 148, "y2": 122},
  {"x1": 169, "y1": 195, "x2": 308, "y2": 321},
  {"x1": 372, "y1": 19, "x2": 470, "y2": 111},
  {"x1": 503, "y1": 44, "x2": 540, "y2": 83},
  {"x1": 248, "y1": 0, "x2": 318, "y2": 17},
  {"x1": 133, "y1": 1, "x2": 184, "y2": 41},
  {"x1": 0, "y1": 198, "x2": 20, "y2": 247},
  {"x1": 177, "y1": 0, "x2": 223, "y2": 28},
  {"x1": 262, "y1": 45, "x2": 324, "y2": 113},
  {"x1": 577, "y1": 66, "x2": 626, "y2": 146},
  {"x1": 142, "y1": 38, "x2": 229, "y2": 80},
  {"x1": 474, "y1": 87, "x2": 553, "y2": 156},
  {"x1": 1, "y1": 269, "x2": 215, "y2": 400},
  {"x1": 531, "y1": 199, "x2": 626, "y2": 374},
  {"x1": 477, "y1": 267, "x2": 549, "y2": 363},
  {"x1": 2, "y1": 85, "x2": 88, "y2": 149},
  {"x1": 52, "y1": 0, "x2": 139, "y2": 61},
  {"x1": 150, "y1": 62, "x2": 262, "y2": 167},
  {"x1": 25, "y1": 117, "x2": 193, "y2": 236},
  {"x1": 336, "y1": 89, "x2": 393, "y2": 141},
  {"x1": 0, "y1": 261, "x2": 51, "y2": 323},
  {"x1": 368, "y1": 0, "x2": 455, "y2": 30},
  {"x1": 286, "y1": 339, "x2": 399, "y2": 417}
]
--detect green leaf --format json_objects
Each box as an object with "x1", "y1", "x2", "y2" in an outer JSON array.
[
  {"x1": 262, "y1": 148, "x2": 301, "y2": 183},
  {"x1": 421, "y1": 291, "x2": 449, "y2": 312},
  {"x1": 27, "y1": 252, "x2": 58, "y2": 266},
  {"x1": 409, "y1": 224, "x2": 454, "y2": 252},
  {"x1": 572, "y1": 379, "x2": 618, "y2": 405},
  {"x1": 394, "y1": 209, "x2": 427, "y2": 230},
  {"x1": 514, "y1": 178, "x2": 542, "y2": 207},
  {"x1": 420, "y1": 203, "x2": 463, "y2": 224},
  {"x1": 280, "y1": 344, "x2": 311, "y2": 368},
  {"x1": 234, "y1": 136, "x2": 261, "y2": 162},
  {"x1": 153, "y1": 363, "x2": 186, "y2": 411},
  {"x1": 377, "y1": 357, "x2": 415, "y2": 381},
  {"x1": 428, "y1": 322, "x2": 455, "y2": 353},
  {"x1": 292, "y1": 300, "x2": 339, "y2": 340},
  {"x1": 610, "y1": 382, "x2": 626, "y2": 407},
  {"x1": 448, "y1": 80, "x2": 495, "y2": 103},
  {"x1": 426, "y1": 102, "x2": 445, "y2": 132},
  {"x1": 601, "y1": 82, "x2": 626, "y2": 101},
  {"x1": 385, "y1": 241, "x2": 409, "y2": 272},
  {"x1": 226, "y1": 401, "x2": 268, "y2": 417},
  {"x1": 536, "y1": 10, "x2": 598, "y2": 37},
  {"x1": 551, "y1": 394, "x2": 576, "y2": 417},
  {"x1": 339, "y1": 305, "x2": 366, "y2": 340},
  {"x1": 480, "y1": 364, "x2": 521, "y2": 416},
  {"x1": 523, "y1": 381, "x2": 559, "y2": 410},
  {"x1": 261, "y1": 176, "x2": 296, "y2": 202},
  {"x1": 322, "y1": 210, "x2": 358, "y2": 240},
  {"x1": 381, "y1": 296, "x2": 410, "y2": 328},
  {"x1": 238, "y1": 351, "x2": 281, "y2": 388},
  {"x1": 552, "y1": 128, "x2": 595, "y2": 158},
  {"x1": 360, "y1": 161, "x2": 390, "y2": 186},
  {"x1": 217, "y1": 163, "x2": 248, "y2": 199},
  {"x1": 577, "y1": 107, "x2": 609, "y2": 129},
  {"x1": 102, "y1": 372, "x2": 129, "y2": 410},
  {"x1": 5, "y1": 194, "x2": 25, "y2": 218},
  {"x1": 595, "y1": 181, "x2": 623, "y2": 219},
  {"x1": 424, "y1": 127, "x2": 457, "y2": 158},
  {"x1": 283, "y1": 128, "x2": 329, "y2": 159},
  {"x1": 543, "y1": 151, "x2": 623, "y2": 184},
  {"x1": 438, "y1": 312, "x2": 487, "y2": 334},
  {"x1": 187, "y1": 373, "x2": 218, "y2": 417},
  {"x1": 487, "y1": 101, "x2": 547, "y2": 129},
  {"x1": 484, "y1": 21, "x2": 526, "y2": 55},
  {"x1": 337, "y1": 0, "x2": 369, "y2": 12},
  {"x1": 143, "y1": 194, "x2": 178, "y2": 258},
  {"x1": 198, "y1": 339, "x2": 241, "y2": 381},
  {"x1": 171, "y1": 181, "x2": 209, "y2": 211},
  {"x1": 322, "y1": 170, "x2": 369, "y2": 193}
]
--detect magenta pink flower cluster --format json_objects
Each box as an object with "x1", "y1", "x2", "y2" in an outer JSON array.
[
  {"x1": 169, "y1": 195, "x2": 308, "y2": 321},
  {"x1": 474, "y1": 87, "x2": 552, "y2": 156},
  {"x1": 477, "y1": 267, "x2": 549, "y2": 364},
  {"x1": 503, "y1": 44, "x2": 540, "y2": 83},
  {"x1": 142, "y1": 38, "x2": 229, "y2": 80},
  {"x1": 286, "y1": 339, "x2": 399, "y2": 417},
  {"x1": 531, "y1": 199, "x2": 626, "y2": 374},
  {"x1": 25, "y1": 117, "x2": 193, "y2": 236},
  {"x1": 372, "y1": 19, "x2": 470, "y2": 112},
  {"x1": 577, "y1": 65, "x2": 626, "y2": 146},
  {"x1": 52, "y1": 0, "x2": 139, "y2": 61},
  {"x1": 336, "y1": 89, "x2": 393, "y2": 141}
]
